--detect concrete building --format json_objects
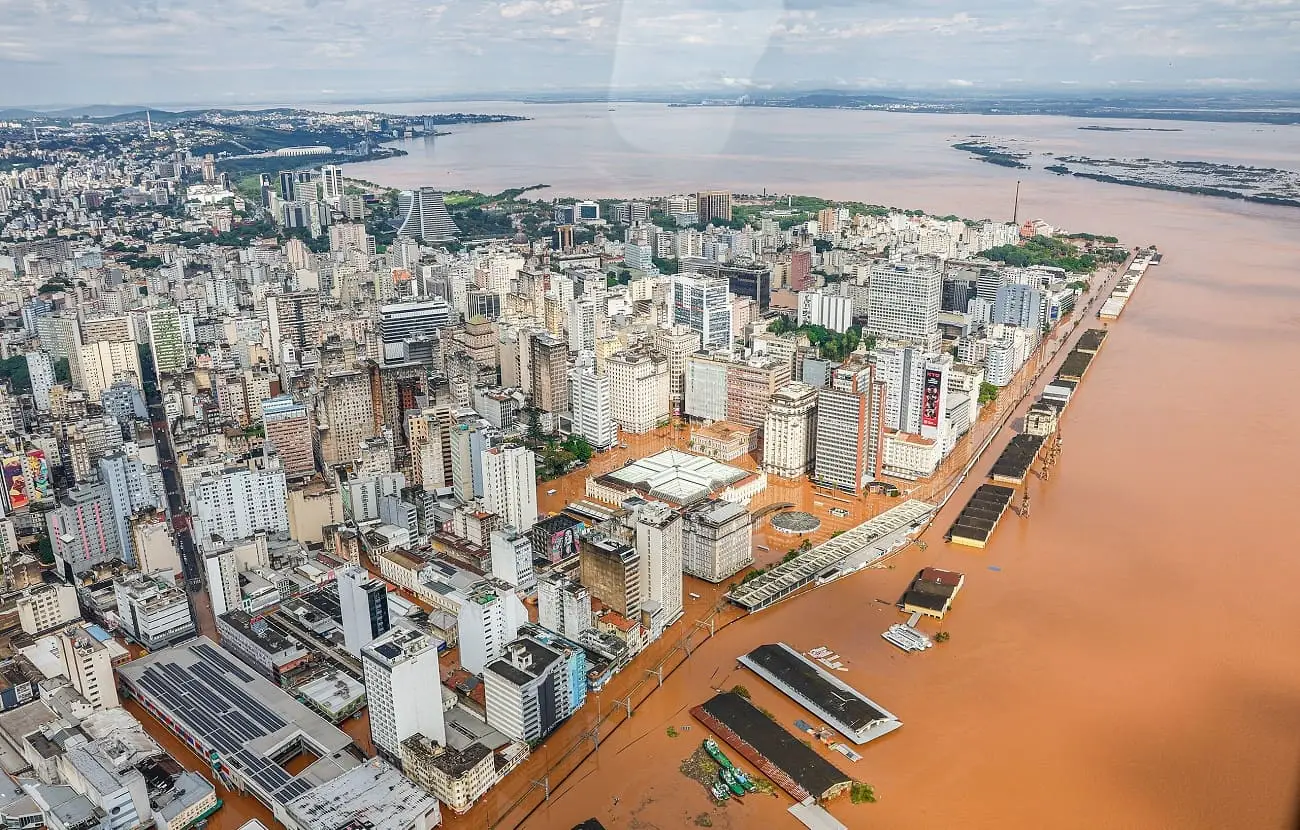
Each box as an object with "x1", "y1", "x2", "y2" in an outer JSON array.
[
  {"x1": 362, "y1": 627, "x2": 447, "y2": 759},
  {"x1": 528, "y1": 332, "x2": 569, "y2": 416},
  {"x1": 203, "y1": 549, "x2": 240, "y2": 618},
  {"x1": 458, "y1": 580, "x2": 528, "y2": 676},
  {"x1": 606, "y1": 349, "x2": 669, "y2": 434},
  {"x1": 866, "y1": 258, "x2": 943, "y2": 351},
  {"x1": 686, "y1": 353, "x2": 791, "y2": 431},
  {"x1": 872, "y1": 346, "x2": 951, "y2": 441},
  {"x1": 578, "y1": 536, "x2": 641, "y2": 619},
  {"x1": 797, "y1": 289, "x2": 854, "y2": 333},
  {"x1": 114, "y1": 572, "x2": 195, "y2": 650},
  {"x1": 672, "y1": 273, "x2": 732, "y2": 352},
  {"x1": 191, "y1": 464, "x2": 289, "y2": 549},
  {"x1": 338, "y1": 566, "x2": 391, "y2": 657},
  {"x1": 261, "y1": 396, "x2": 315, "y2": 481},
  {"x1": 483, "y1": 636, "x2": 583, "y2": 744},
  {"x1": 696, "y1": 190, "x2": 732, "y2": 224},
  {"x1": 482, "y1": 444, "x2": 537, "y2": 533},
  {"x1": 489, "y1": 529, "x2": 536, "y2": 595},
  {"x1": 396, "y1": 187, "x2": 460, "y2": 242},
  {"x1": 97, "y1": 448, "x2": 161, "y2": 567},
  {"x1": 635, "y1": 502, "x2": 683, "y2": 632},
  {"x1": 12, "y1": 583, "x2": 79, "y2": 635},
  {"x1": 568, "y1": 362, "x2": 616, "y2": 452},
  {"x1": 763, "y1": 381, "x2": 819, "y2": 478},
  {"x1": 147, "y1": 306, "x2": 187, "y2": 378},
  {"x1": 814, "y1": 357, "x2": 885, "y2": 491},
  {"x1": 78, "y1": 339, "x2": 142, "y2": 401},
  {"x1": 681, "y1": 499, "x2": 753, "y2": 583},
  {"x1": 651, "y1": 325, "x2": 701, "y2": 415},
  {"x1": 25, "y1": 351, "x2": 55, "y2": 412},
  {"x1": 56, "y1": 623, "x2": 120, "y2": 710},
  {"x1": 320, "y1": 370, "x2": 376, "y2": 472},
  {"x1": 266, "y1": 291, "x2": 323, "y2": 364},
  {"x1": 47, "y1": 482, "x2": 121, "y2": 582},
  {"x1": 537, "y1": 574, "x2": 592, "y2": 641}
]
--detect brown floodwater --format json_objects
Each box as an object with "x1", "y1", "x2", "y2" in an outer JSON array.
[{"x1": 344, "y1": 104, "x2": 1300, "y2": 829}]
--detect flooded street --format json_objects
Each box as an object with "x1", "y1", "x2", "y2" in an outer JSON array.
[{"x1": 351, "y1": 103, "x2": 1300, "y2": 828}]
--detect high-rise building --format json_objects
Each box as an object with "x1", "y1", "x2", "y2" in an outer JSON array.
[
  {"x1": 814, "y1": 357, "x2": 885, "y2": 491},
  {"x1": 484, "y1": 636, "x2": 583, "y2": 744},
  {"x1": 261, "y1": 396, "x2": 315, "y2": 480},
  {"x1": 56, "y1": 623, "x2": 120, "y2": 710},
  {"x1": 338, "y1": 566, "x2": 392, "y2": 657},
  {"x1": 320, "y1": 370, "x2": 375, "y2": 473},
  {"x1": 362, "y1": 627, "x2": 446, "y2": 759},
  {"x1": 681, "y1": 500, "x2": 753, "y2": 583},
  {"x1": 97, "y1": 449, "x2": 161, "y2": 565},
  {"x1": 567, "y1": 294, "x2": 604, "y2": 354},
  {"x1": 78, "y1": 339, "x2": 141, "y2": 401},
  {"x1": 696, "y1": 190, "x2": 733, "y2": 224},
  {"x1": 790, "y1": 248, "x2": 813, "y2": 291},
  {"x1": 866, "y1": 258, "x2": 943, "y2": 350},
  {"x1": 204, "y1": 549, "x2": 240, "y2": 618},
  {"x1": 482, "y1": 444, "x2": 538, "y2": 532},
  {"x1": 147, "y1": 306, "x2": 187, "y2": 378},
  {"x1": 538, "y1": 574, "x2": 592, "y2": 640},
  {"x1": 672, "y1": 274, "x2": 732, "y2": 352},
  {"x1": 320, "y1": 164, "x2": 344, "y2": 204},
  {"x1": 490, "y1": 528, "x2": 537, "y2": 594},
  {"x1": 652, "y1": 325, "x2": 700, "y2": 415},
  {"x1": 25, "y1": 351, "x2": 55, "y2": 412},
  {"x1": 449, "y1": 419, "x2": 499, "y2": 503},
  {"x1": 578, "y1": 535, "x2": 641, "y2": 618},
  {"x1": 457, "y1": 579, "x2": 528, "y2": 675},
  {"x1": 113, "y1": 572, "x2": 195, "y2": 650},
  {"x1": 396, "y1": 188, "x2": 460, "y2": 242},
  {"x1": 606, "y1": 349, "x2": 669, "y2": 434},
  {"x1": 763, "y1": 381, "x2": 819, "y2": 478},
  {"x1": 872, "y1": 347, "x2": 952, "y2": 440},
  {"x1": 568, "y1": 362, "x2": 616, "y2": 452},
  {"x1": 190, "y1": 464, "x2": 289, "y2": 547},
  {"x1": 266, "y1": 291, "x2": 323, "y2": 364},
  {"x1": 993, "y1": 282, "x2": 1046, "y2": 330},
  {"x1": 635, "y1": 502, "x2": 683, "y2": 632},
  {"x1": 798, "y1": 289, "x2": 854, "y2": 333},
  {"x1": 379, "y1": 299, "x2": 454, "y2": 363},
  {"x1": 47, "y1": 482, "x2": 121, "y2": 582},
  {"x1": 528, "y1": 333, "x2": 569, "y2": 415},
  {"x1": 685, "y1": 353, "x2": 791, "y2": 431}
]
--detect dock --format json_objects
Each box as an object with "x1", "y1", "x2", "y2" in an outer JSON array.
[
  {"x1": 1075, "y1": 328, "x2": 1109, "y2": 354},
  {"x1": 1098, "y1": 251, "x2": 1157, "y2": 320},
  {"x1": 946, "y1": 484, "x2": 1015, "y2": 548},
  {"x1": 989, "y1": 433, "x2": 1047, "y2": 485},
  {"x1": 737, "y1": 643, "x2": 902, "y2": 745},
  {"x1": 1055, "y1": 348, "x2": 1096, "y2": 383}
]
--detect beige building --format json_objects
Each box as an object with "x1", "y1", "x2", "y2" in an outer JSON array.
[
  {"x1": 401, "y1": 734, "x2": 497, "y2": 815},
  {"x1": 651, "y1": 324, "x2": 700, "y2": 415},
  {"x1": 606, "y1": 349, "x2": 670, "y2": 434},
  {"x1": 689, "y1": 421, "x2": 756, "y2": 462},
  {"x1": 12, "y1": 583, "x2": 80, "y2": 635},
  {"x1": 288, "y1": 481, "x2": 344, "y2": 544},
  {"x1": 763, "y1": 382, "x2": 819, "y2": 478},
  {"x1": 320, "y1": 369, "x2": 375, "y2": 473}
]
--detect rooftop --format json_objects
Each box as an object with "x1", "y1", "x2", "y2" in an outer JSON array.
[
  {"x1": 597, "y1": 449, "x2": 752, "y2": 505},
  {"x1": 285, "y1": 758, "x2": 441, "y2": 830}
]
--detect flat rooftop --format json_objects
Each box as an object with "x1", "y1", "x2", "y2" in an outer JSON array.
[
  {"x1": 738, "y1": 643, "x2": 901, "y2": 745},
  {"x1": 692, "y1": 691, "x2": 850, "y2": 803},
  {"x1": 989, "y1": 433, "x2": 1046, "y2": 482},
  {"x1": 285, "y1": 757, "x2": 440, "y2": 829},
  {"x1": 118, "y1": 636, "x2": 356, "y2": 808}
]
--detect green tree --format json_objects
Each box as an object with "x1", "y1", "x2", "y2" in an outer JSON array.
[
  {"x1": 0, "y1": 356, "x2": 31, "y2": 393},
  {"x1": 978, "y1": 382, "x2": 1000, "y2": 406},
  {"x1": 652, "y1": 256, "x2": 680, "y2": 275},
  {"x1": 53, "y1": 358, "x2": 71, "y2": 383}
]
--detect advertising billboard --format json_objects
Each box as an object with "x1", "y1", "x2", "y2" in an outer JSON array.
[
  {"x1": 921, "y1": 368, "x2": 943, "y2": 429},
  {"x1": 26, "y1": 450, "x2": 52, "y2": 504},
  {"x1": 2, "y1": 456, "x2": 28, "y2": 512}
]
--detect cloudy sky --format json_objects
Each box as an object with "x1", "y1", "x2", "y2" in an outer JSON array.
[{"x1": 1, "y1": 0, "x2": 1296, "y2": 106}]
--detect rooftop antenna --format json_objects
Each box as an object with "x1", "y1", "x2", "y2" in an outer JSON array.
[{"x1": 1012, "y1": 180, "x2": 1021, "y2": 225}]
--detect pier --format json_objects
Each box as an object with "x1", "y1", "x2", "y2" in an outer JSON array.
[{"x1": 946, "y1": 484, "x2": 1016, "y2": 548}]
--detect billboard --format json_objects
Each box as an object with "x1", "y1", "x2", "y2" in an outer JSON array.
[
  {"x1": 921, "y1": 368, "x2": 943, "y2": 429},
  {"x1": 2, "y1": 456, "x2": 28, "y2": 512},
  {"x1": 26, "y1": 450, "x2": 52, "y2": 504}
]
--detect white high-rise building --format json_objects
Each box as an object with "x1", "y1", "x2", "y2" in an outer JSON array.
[
  {"x1": 204, "y1": 549, "x2": 240, "y2": 618},
  {"x1": 537, "y1": 574, "x2": 592, "y2": 640},
  {"x1": 872, "y1": 347, "x2": 952, "y2": 441},
  {"x1": 482, "y1": 444, "x2": 538, "y2": 532},
  {"x1": 635, "y1": 502, "x2": 683, "y2": 633},
  {"x1": 320, "y1": 164, "x2": 344, "y2": 204},
  {"x1": 763, "y1": 382, "x2": 819, "y2": 478},
  {"x1": 567, "y1": 294, "x2": 604, "y2": 354},
  {"x1": 681, "y1": 500, "x2": 753, "y2": 583},
  {"x1": 97, "y1": 449, "x2": 162, "y2": 566},
  {"x1": 362, "y1": 627, "x2": 447, "y2": 759},
  {"x1": 395, "y1": 188, "x2": 460, "y2": 242},
  {"x1": 672, "y1": 273, "x2": 732, "y2": 351},
  {"x1": 190, "y1": 464, "x2": 288, "y2": 547},
  {"x1": 652, "y1": 325, "x2": 701, "y2": 415},
  {"x1": 147, "y1": 306, "x2": 187, "y2": 377},
  {"x1": 568, "y1": 361, "x2": 616, "y2": 452},
  {"x1": 78, "y1": 339, "x2": 141, "y2": 401},
  {"x1": 490, "y1": 528, "x2": 537, "y2": 594},
  {"x1": 56, "y1": 623, "x2": 120, "y2": 710},
  {"x1": 25, "y1": 351, "x2": 55, "y2": 412},
  {"x1": 457, "y1": 580, "x2": 528, "y2": 676},
  {"x1": 866, "y1": 258, "x2": 943, "y2": 350},
  {"x1": 797, "y1": 289, "x2": 854, "y2": 333},
  {"x1": 606, "y1": 349, "x2": 669, "y2": 434},
  {"x1": 338, "y1": 565, "x2": 392, "y2": 657}
]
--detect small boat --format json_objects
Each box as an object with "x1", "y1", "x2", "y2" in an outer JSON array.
[
  {"x1": 719, "y1": 767, "x2": 746, "y2": 797},
  {"x1": 710, "y1": 782, "x2": 730, "y2": 801},
  {"x1": 732, "y1": 768, "x2": 758, "y2": 793},
  {"x1": 703, "y1": 739, "x2": 733, "y2": 769}
]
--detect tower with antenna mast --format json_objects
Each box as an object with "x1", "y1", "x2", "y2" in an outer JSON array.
[
  {"x1": 146, "y1": 110, "x2": 153, "y2": 139},
  {"x1": 1012, "y1": 180, "x2": 1021, "y2": 225}
]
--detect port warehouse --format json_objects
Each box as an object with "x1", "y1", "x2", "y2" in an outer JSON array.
[
  {"x1": 901, "y1": 568, "x2": 966, "y2": 619},
  {"x1": 990, "y1": 433, "x2": 1047, "y2": 485},
  {"x1": 1099, "y1": 250, "x2": 1157, "y2": 320},
  {"x1": 737, "y1": 643, "x2": 902, "y2": 746},
  {"x1": 726, "y1": 500, "x2": 935, "y2": 611},
  {"x1": 947, "y1": 484, "x2": 1015, "y2": 548},
  {"x1": 692, "y1": 692, "x2": 852, "y2": 803}
]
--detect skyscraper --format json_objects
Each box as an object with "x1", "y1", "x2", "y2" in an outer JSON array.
[
  {"x1": 261, "y1": 396, "x2": 315, "y2": 480},
  {"x1": 763, "y1": 381, "x2": 819, "y2": 478},
  {"x1": 814, "y1": 357, "x2": 885, "y2": 491},
  {"x1": 680, "y1": 500, "x2": 753, "y2": 583},
  {"x1": 338, "y1": 565, "x2": 391, "y2": 657},
  {"x1": 635, "y1": 502, "x2": 683, "y2": 632},
  {"x1": 147, "y1": 306, "x2": 187, "y2": 378},
  {"x1": 47, "y1": 482, "x2": 121, "y2": 582},
  {"x1": 321, "y1": 370, "x2": 376, "y2": 473},
  {"x1": 696, "y1": 190, "x2": 733, "y2": 224},
  {"x1": 25, "y1": 351, "x2": 55, "y2": 412},
  {"x1": 457, "y1": 579, "x2": 528, "y2": 675},
  {"x1": 866, "y1": 258, "x2": 943, "y2": 351},
  {"x1": 790, "y1": 248, "x2": 813, "y2": 291},
  {"x1": 320, "y1": 164, "x2": 344, "y2": 204},
  {"x1": 482, "y1": 445, "x2": 538, "y2": 532},
  {"x1": 362, "y1": 627, "x2": 446, "y2": 759},
  {"x1": 568, "y1": 361, "x2": 616, "y2": 452},
  {"x1": 529, "y1": 333, "x2": 570, "y2": 415},
  {"x1": 266, "y1": 291, "x2": 323, "y2": 364},
  {"x1": 490, "y1": 528, "x2": 536, "y2": 594},
  {"x1": 872, "y1": 346, "x2": 952, "y2": 441},
  {"x1": 652, "y1": 325, "x2": 701, "y2": 416},
  {"x1": 606, "y1": 349, "x2": 670, "y2": 434},
  {"x1": 672, "y1": 273, "x2": 732, "y2": 352},
  {"x1": 396, "y1": 188, "x2": 460, "y2": 242}
]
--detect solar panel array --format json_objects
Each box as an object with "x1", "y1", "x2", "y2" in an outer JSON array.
[{"x1": 132, "y1": 642, "x2": 316, "y2": 805}]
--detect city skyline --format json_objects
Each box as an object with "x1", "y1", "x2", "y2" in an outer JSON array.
[{"x1": 2, "y1": 0, "x2": 1298, "y2": 107}]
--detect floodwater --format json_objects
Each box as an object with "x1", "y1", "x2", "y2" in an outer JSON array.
[{"x1": 344, "y1": 104, "x2": 1300, "y2": 829}]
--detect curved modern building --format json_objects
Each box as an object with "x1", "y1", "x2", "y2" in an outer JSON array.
[{"x1": 396, "y1": 187, "x2": 460, "y2": 242}]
